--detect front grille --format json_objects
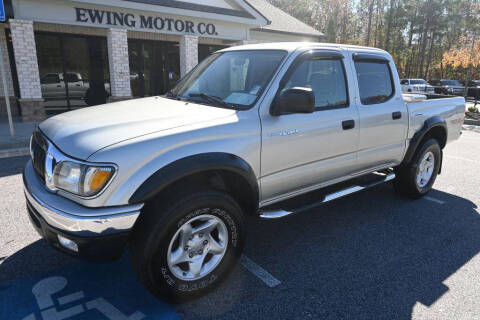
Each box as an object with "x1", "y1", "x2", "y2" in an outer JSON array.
[{"x1": 31, "y1": 130, "x2": 47, "y2": 181}]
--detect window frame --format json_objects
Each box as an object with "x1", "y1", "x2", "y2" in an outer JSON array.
[
  {"x1": 353, "y1": 53, "x2": 396, "y2": 106},
  {"x1": 273, "y1": 50, "x2": 350, "y2": 113}
]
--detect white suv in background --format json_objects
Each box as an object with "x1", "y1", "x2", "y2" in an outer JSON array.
[{"x1": 400, "y1": 79, "x2": 435, "y2": 94}]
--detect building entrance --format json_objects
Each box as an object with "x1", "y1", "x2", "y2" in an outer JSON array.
[{"x1": 128, "y1": 40, "x2": 180, "y2": 97}]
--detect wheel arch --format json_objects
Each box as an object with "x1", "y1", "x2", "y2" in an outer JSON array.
[
  {"x1": 129, "y1": 153, "x2": 259, "y2": 215},
  {"x1": 402, "y1": 116, "x2": 447, "y2": 165}
]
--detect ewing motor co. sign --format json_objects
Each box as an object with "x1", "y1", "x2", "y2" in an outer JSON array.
[{"x1": 75, "y1": 7, "x2": 218, "y2": 35}]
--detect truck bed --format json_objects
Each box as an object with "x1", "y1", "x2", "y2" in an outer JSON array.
[{"x1": 403, "y1": 93, "x2": 465, "y2": 145}]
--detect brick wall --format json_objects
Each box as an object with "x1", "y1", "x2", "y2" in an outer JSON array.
[
  {"x1": 180, "y1": 35, "x2": 198, "y2": 77},
  {"x1": 9, "y1": 19, "x2": 42, "y2": 99},
  {"x1": 107, "y1": 28, "x2": 132, "y2": 98}
]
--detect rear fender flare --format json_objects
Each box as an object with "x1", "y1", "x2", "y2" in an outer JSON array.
[{"x1": 402, "y1": 116, "x2": 447, "y2": 165}]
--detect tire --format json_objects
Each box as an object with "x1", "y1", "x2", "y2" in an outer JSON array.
[
  {"x1": 393, "y1": 138, "x2": 441, "y2": 199},
  {"x1": 129, "y1": 190, "x2": 245, "y2": 302}
]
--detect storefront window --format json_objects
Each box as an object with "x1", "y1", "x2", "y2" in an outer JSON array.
[
  {"x1": 128, "y1": 40, "x2": 180, "y2": 98},
  {"x1": 198, "y1": 44, "x2": 227, "y2": 63},
  {"x1": 36, "y1": 33, "x2": 110, "y2": 115}
]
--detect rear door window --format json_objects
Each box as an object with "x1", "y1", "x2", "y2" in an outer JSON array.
[{"x1": 354, "y1": 61, "x2": 394, "y2": 105}]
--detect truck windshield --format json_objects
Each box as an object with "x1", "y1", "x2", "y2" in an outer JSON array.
[
  {"x1": 168, "y1": 50, "x2": 287, "y2": 109},
  {"x1": 441, "y1": 80, "x2": 462, "y2": 86},
  {"x1": 410, "y1": 79, "x2": 428, "y2": 85}
]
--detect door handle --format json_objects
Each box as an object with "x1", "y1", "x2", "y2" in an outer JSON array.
[
  {"x1": 342, "y1": 120, "x2": 355, "y2": 130},
  {"x1": 56, "y1": 85, "x2": 62, "y2": 88},
  {"x1": 392, "y1": 111, "x2": 402, "y2": 120}
]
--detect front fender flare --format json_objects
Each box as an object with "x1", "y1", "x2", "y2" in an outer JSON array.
[{"x1": 128, "y1": 153, "x2": 259, "y2": 205}]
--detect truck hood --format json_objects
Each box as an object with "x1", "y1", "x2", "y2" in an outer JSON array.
[{"x1": 39, "y1": 97, "x2": 237, "y2": 160}]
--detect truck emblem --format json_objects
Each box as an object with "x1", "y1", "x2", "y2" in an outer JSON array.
[{"x1": 270, "y1": 129, "x2": 299, "y2": 137}]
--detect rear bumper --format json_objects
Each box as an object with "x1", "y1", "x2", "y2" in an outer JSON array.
[{"x1": 23, "y1": 161, "x2": 143, "y2": 261}]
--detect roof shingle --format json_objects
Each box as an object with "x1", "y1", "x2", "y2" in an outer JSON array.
[{"x1": 246, "y1": 0, "x2": 324, "y2": 37}]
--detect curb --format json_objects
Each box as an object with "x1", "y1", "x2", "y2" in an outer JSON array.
[
  {"x1": 464, "y1": 119, "x2": 480, "y2": 126},
  {"x1": 0, "y1": 147, "x2": 30, "y2": 159}
]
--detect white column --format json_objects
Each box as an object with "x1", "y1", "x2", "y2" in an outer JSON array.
[
  {"x1": 10, "y1": 19, "x2": 44, "y2": 121},
  {"x1": 179, "y1": 35, "x2": 198, "y2": 77},
  {"x1": 107, "y1": 28, "x2": 132, "y2": 100}
]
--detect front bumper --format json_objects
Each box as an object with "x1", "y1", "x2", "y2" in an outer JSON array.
[{"x1": 23, "y1": 161, "x2": 143, "y2": 261}]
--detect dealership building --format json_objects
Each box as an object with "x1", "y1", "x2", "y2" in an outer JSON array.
[{"x1": 0, "y1": 0, "x2": 323, "y2": 121}]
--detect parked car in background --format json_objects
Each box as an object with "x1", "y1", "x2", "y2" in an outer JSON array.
[
  {"x1": 25, "y1": 43, "x2": 465, "y2": 301},
  {"x1": 41, "y1": 72, "x2": 110, "y2": 106},
  {"x1": 41, "y1": 72, "x2": 87, "y2": 100},
  {"x1": 400, "y1": 79, "x2": 435, "y2": 94},
  {"x1": 463, "y1": 80, "x2": 480, "y2": 99},
  {"x1": 429, "y1": 79, "x2": 465, "y2": 96}
]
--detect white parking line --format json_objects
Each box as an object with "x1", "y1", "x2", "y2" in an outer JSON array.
[
  {"x1": 240, "y1": 255, "x2": 281, "y2": 288},
  {"x1": 445, "y1": 155, "x2": 480, "y2": 165},
  {"x1": 424, "y1": 196, "x2": 445, "y2": 205}
]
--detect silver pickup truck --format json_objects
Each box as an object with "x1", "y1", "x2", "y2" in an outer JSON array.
[{"x1": 24, "y1": 42, "x2": 464, "y2": 301}]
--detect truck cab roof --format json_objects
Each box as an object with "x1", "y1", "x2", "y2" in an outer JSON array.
[{"x1": 219, "y1": 42, "x2": 390, "y2": 56}]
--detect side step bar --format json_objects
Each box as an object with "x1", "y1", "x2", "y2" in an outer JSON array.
[{"x1": 259, "y1": 173, "x2": 396, "y2": 219}]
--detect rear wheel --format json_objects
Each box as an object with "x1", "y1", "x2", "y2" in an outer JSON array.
[
  {"x1": 129, "y1": 190, "x2": 245, "y2": 302},
  {"x1": 394, "y1": 139, "x2": 441, "y2": 198}
]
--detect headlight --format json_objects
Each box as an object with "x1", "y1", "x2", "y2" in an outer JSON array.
[{"x1": 53, "y1": 161, "x2": 115, "y2": 197}]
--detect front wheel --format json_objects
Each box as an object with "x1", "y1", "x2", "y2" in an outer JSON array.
[
  {"x1": 129, "y1": 190, "x2": 245, "y2": 302},
  {"x1": 394, "y1": 139, "x2": 441, "y2": 199}
]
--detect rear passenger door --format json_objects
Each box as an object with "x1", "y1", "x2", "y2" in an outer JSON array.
[
  {"x1": 260, "y1": 50, "x2": 359, "y2": 202},
  {"x1": 351, "y1": 52, "x2": 408, "y2": 171}
]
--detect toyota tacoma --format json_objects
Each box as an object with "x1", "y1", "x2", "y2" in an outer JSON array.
[{"x1": 24, "y1": 42, "x2": 465, "y2": 301}]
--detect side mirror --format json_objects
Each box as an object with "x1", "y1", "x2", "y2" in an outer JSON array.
[{"x1": 271, "y1": 87, "x2": 315, "y2": 116}]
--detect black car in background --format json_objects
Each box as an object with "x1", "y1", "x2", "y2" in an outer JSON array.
[
  {"x1": 463, "y1": 80, "x2": 480, "y2": 99},
  {"x1": 429, "y1": 79, "x2": 465, "y2": 96}
]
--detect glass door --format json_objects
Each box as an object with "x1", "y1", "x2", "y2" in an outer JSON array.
[
  {"x1": 37, "y1": 34, "x2": 69, "y2": 113},
  {"x1": 128, "y1": 40, "x2": 180, "y2": 98},
  {"x1": 36, "y1": 33, "x2": 110, "y2": 115}
]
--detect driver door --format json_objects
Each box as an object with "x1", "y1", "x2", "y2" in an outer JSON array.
[{"x1": 260, "y1": 50, "x2": 360, "y2": 203}]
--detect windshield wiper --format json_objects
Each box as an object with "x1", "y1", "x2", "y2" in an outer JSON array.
[
  {"x1": 189, "y1": 93, "x2": 233, "y2": 109},
  {"x1": 165, "y1": 90, "x2": 181, "y2": 100}
]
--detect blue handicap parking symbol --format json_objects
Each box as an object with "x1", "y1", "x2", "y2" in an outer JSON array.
[{"x1": 0, "y1": 257, "x2": 179, "y2": 320}]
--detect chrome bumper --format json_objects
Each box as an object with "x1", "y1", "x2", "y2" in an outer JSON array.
[{"x1": 23, "y1": 161, "x2": 143, "y2": 237}]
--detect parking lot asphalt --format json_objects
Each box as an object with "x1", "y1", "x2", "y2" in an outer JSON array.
[{"x1": 1, "y1": 128, "x2": 480, "y2": 320}]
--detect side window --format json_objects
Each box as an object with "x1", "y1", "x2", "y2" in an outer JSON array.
[
  {"x1": 41, "y1": 74, "x2": 60, "y2": 84},
  {"x1": 282, "y1": 58, "x2": 349, "y2": 110},
  {"x1": 354, "y1": 61, "x2": 394, "y2": 105},
  {"x1": 400, "y1": 79, "x2": 409, "y2": 85},
  {"x1": 65, "y1": 73, "x2": 80, "y2": 83}
]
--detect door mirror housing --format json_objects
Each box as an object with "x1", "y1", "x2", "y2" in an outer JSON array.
[{"x1": 271, "y1": 87, "x2": 315, "y2": 116}]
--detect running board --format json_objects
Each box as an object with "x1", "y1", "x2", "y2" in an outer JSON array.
[{"x1": 259, "y1": 173, "x2": 395, "y2": 219}]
